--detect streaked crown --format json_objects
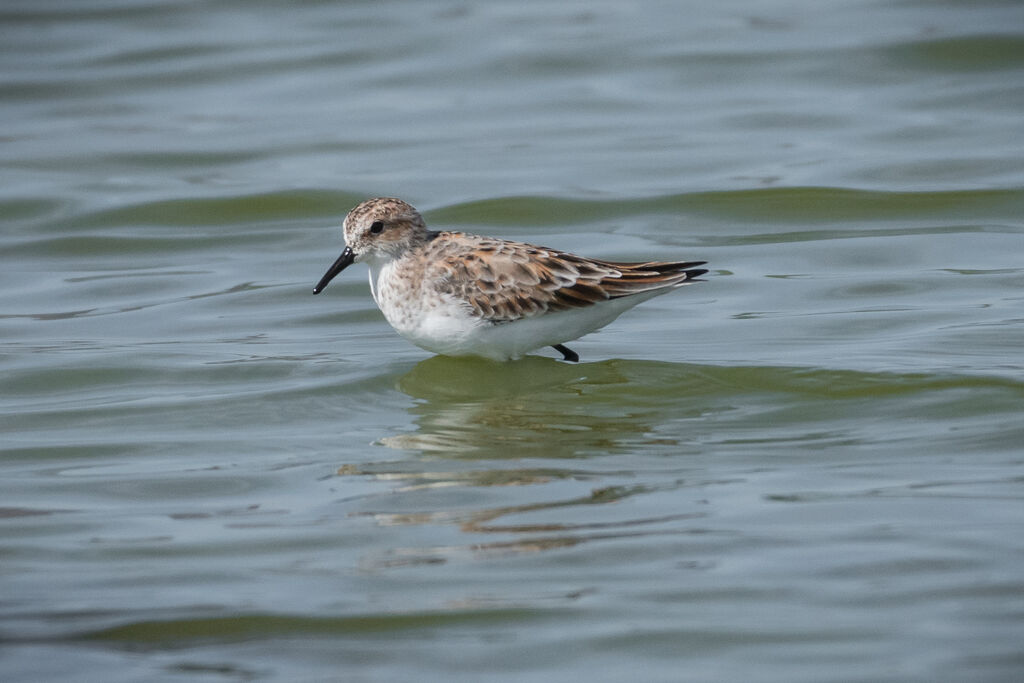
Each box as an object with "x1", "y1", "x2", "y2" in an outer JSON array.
[{"x1": 342, "y1": 197, "x2": 429, "y2": 262}]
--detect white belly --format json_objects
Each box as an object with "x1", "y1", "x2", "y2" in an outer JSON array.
[{"x1": 383, "y1": 287, "x2": 658, "y2": 360}]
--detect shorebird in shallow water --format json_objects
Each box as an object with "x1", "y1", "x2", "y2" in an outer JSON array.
[{"x1": 313, "y1": 197, "x2": 707, "y2": 362}]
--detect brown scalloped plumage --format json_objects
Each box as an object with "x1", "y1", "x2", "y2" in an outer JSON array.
[{"x1": 422, "y1": 232, "x2": 707, "y2": 323}]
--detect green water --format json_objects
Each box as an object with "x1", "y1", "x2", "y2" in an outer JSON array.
[{"x1": 3, "y1": 1, "x2": 1024, "y2": 681}]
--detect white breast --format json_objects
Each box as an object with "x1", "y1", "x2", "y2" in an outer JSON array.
[{"x1": 370, "y1": 259, "x2": 483, "y2": 355}]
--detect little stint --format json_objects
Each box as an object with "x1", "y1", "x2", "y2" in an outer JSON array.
[{"x1": 314, "y1": 197, "x2": 707, "y2": 361}]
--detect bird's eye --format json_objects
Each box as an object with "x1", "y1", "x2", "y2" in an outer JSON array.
[{"x1": 369, "y1": 221, "x2": 384, "y2": 234}]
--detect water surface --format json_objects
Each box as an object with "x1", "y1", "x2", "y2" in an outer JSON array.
[{"x1": 2, "y1": 1, "x2": 1024, "y2": 681}]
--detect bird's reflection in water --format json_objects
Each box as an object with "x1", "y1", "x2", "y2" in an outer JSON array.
[
  {"x1": 385, "y1": 355, "x2": 675, "y2": 459},
  {"x1": 337, "y1": 356, "x2": 722, "y2": 568}
]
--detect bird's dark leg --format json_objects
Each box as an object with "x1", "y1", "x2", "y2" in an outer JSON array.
[{"x1": 552, "y1": 344, "x2": 579, "y2": 362}]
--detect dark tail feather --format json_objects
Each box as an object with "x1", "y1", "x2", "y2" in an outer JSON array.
[{"x1": 598, "y1": 260, "x2": 709, "y2": 299}]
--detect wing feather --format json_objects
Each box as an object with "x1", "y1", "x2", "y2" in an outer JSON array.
[{"x1": 424, "y1": 232, "x2": 706, "y2": 323}]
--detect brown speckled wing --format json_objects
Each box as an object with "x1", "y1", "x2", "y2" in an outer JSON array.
[{"x1": 424, "y1": 232, "x2": 707, "y2": 323}]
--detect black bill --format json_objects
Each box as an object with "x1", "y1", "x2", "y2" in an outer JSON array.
[{"x1": 312, "y1": 246, "x2": 355, "y2": 294}]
